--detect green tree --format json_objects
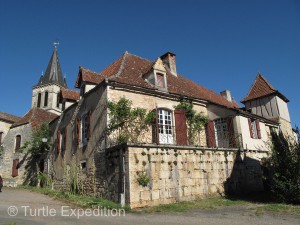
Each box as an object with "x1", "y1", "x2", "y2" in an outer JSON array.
[
  {"x1": 19, "y1": 123, "x2": 51, "y2": 187},
  {"x1": 107, "y1": 97, "x2": 156, "y2": 144},
  {"x1": 268, "y1": 128, "x2": 300, "y2": 204}
]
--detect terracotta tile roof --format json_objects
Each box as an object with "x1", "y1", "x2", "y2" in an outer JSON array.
[
  {"x1": 61, "y1": 88, "x2": 80, "y2": 101},
  {"x1": 105, "y1": 52, "x2": 238, "y2": 109},
  {"x1": 241, "y1": 73, "x2": 288, "y2": 103},
  {"x1": 75, "y1": 67, "x2": 106, "y2": 88},
  {"x1": 0, "y1": 112, "x2": 22, "y2": 123},
  {"x1": 12, "y1": 108, "x2": 58, "y2": 130}
]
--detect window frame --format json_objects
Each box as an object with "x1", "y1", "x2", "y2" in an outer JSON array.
[
  {"x1": 81, "y1": 114, "x2": 89, "y2": 145},
  {"x1": 15, "y1": 135, "x2": 21, "y2": 152}
]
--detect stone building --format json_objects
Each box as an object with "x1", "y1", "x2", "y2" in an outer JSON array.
[
  {"x1": 48, "y1": 51, "x2": 294, "y2": 208},
  {"x1": 0, "y1": 46, "x2": 79, "y2": 185}
]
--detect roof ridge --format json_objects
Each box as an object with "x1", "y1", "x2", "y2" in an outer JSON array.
[
  {"x1": 80, "y1": 66, "x2": 99, "y2": 75},
  {"x1": 108, "y1": 51, "x2": 129, "y2": 79}
]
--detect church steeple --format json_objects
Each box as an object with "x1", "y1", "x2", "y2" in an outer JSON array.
[
  {"x1": 31, "y1": 45, "x2": 68, "y2": 115},
  {"x1": 37, "y1": 47, "x2": 67, "y2": 88}
]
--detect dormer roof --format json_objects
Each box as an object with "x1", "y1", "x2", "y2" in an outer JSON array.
[{"x1": 241, "y1": 73, "x2": 289, "y2": 103}]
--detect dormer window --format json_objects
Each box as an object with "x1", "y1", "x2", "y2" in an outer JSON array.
[{"x1": 156, "y1": 73, "x2": 165, "y2": 88}]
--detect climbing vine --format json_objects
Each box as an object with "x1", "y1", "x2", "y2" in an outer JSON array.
[
  {"x1": 175, "y1": 98, "x2": 209, "y2": 145},
  {"x1": 107, "y1": 97, "x2": 156, "y2": 144}
]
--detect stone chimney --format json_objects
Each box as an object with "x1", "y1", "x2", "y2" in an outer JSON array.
[
  {"x1": 160, "y1": 52, "x2": 177, "y2": 76},
  {"x1": 220, "y1": 90, "x2": 232, "y2": 102}
]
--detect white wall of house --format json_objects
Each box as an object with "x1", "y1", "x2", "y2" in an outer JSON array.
[
  {"x1": 276, "y1": 96, "x2": 290, "y2": 122},
  {"x1": 237, "y1": 116, "x2": 271, "y2": 151},
  {"x1": 0, "y1": 120, "x2": 13, "y2": 142}
]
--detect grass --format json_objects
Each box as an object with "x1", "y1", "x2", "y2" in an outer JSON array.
[
  {"x1": 135, "y1": 196, "x2": 300, "y2": 216},
  {"x1": 21, "y1": 186, "x2": 130, "y2": 211},
  {"x1": 19, "y1": 187, "x2": 300, "y2": 216},
  {"x1": 138, "y1": 197, "x2": 248, "y2": 213}
]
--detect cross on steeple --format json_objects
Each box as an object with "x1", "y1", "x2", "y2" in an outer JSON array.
[{"x1": 53, "y1": 39, "x2": 59, "y2": 49}]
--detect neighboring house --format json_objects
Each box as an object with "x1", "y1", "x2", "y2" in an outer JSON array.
[
  {"x1": 48, "y1": 51, "x2": 293, "y2": 208},
  {"x1": 0, "y1": 47, "x2": 79, "y2": 185},
  {"x1": 0, "y1": 112, "x2": 21, "y2": 175}
]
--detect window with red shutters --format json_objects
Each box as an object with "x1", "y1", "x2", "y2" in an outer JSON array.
[
  {"x1": 206, "y1": 120, "x2": 216, "y2": 148},
  {"x1": 248, "y1": 118, "x2": 261, "y2": 139},
  {"x1": 56, "y1": 130, "x2": 61, "y2": 154},
  {"x1": 227, "y1": 117, "x2": 236, "y2": 147},
  {"x1": 174, "y1": 109, "x2": 188, "y2": 145},
  {"x1": 12, "y1": 159, "x2": 19, "y2": 177},
  {"x1": 76, "y1": 118, "x2": 81, "y2": 146}
]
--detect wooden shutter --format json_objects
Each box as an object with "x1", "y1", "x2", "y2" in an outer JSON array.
[
  {"x1": 76, "y1": 118, "x2": 81, "y2": 145},
  {"x1": 56, "y1": 130, "x2": 61, "y2": 154},
  {"x1": 12, "y1": 159, "x2": 19, "y2": 177},
  {"x1": 174, "y1": 109, "x2": 188, "y2": 145},
  {"x1": 248, "y1": 118, "x2": 254, "y2": 138},
  {"x1": 256, "y1": 120, "x2": 261, "y2": 139},
  {"x1": 64, "y1": 127, "x2": 67, "y2": 152},
  {"x1": 151, "y1": 109, "x2": 159, "y2": 144},
  {"x1": 87, "y1": 111, "x2": 92, "y2": 140},
  {"x1": 227, "y1": 117, "x2": 236, "y2": 147},
  {"x1": 206, "y1": 120, "x2": 216, "y2": 148}
]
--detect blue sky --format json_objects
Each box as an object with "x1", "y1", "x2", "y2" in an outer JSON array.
[{"x1": 0, "y1": 0, "x2": 299, "y2": 127}]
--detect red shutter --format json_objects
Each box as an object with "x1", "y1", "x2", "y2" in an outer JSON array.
[
  {"x1": 87, "y1": 111, "x2": 92, "y2": 140},
  {"x1": 12, "y1": 159, "x2": 19, "y2": 177},
  {"x1": 174, "y1": 109, "x2": 188, "y2": 145},
  {"x1": 227, "y1": 117, "x2": 236, "y2": 147},
  {"x1": 76, "y1": 118, "x2": 81, "y2": 145},
  {"x1": 56, "y1": 130, "x2": 61, "y2": 154},
  {"x1": 206, "y1": 120, "x2": 216, "y2": 148},
  {"x1": 248, "y1": 118, "x2": 254, "y2": 138},
  {"x1": 155, "y1": 108, "x2": 159, "y2": 144},
  {"x1": 256, "y1": 120, "x2": 261, "y2": 139},
  {"x1": 64, "y1": 127, "x2": 67, "y2": 151}
]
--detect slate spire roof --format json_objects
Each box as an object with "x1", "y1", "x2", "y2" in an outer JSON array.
[
  {"x1": 241, "y1": 73, "x2": 289, "y2": 103},
  {"x1": 37, "y1": 47, "x2": 67, "y2": 88}
]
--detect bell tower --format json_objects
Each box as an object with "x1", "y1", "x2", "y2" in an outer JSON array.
[{"x1": 32, "y1": 43, "x2": 67, "y2": 115}]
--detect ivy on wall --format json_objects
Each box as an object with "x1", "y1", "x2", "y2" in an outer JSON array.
[
  {"x1": 175, "y1": 98, "x2": 209, "y2": 145},
  {"x1": 107, "y1": 97, "x2": 156, "y2": 144}
]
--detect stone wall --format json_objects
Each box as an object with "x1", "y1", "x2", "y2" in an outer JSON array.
[
  {"x1": 126, "y1": 145, "x2": 268, "y2": 208},
  {"x1": 0, "y1": 124, "x2": 32, "y2": 184}
]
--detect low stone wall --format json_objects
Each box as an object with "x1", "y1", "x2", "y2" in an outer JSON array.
[{"x1": 127, "y1": 145, "x2": 268, "y2": 208}]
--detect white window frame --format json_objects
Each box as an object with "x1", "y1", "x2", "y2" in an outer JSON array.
[
  {"x1": 155, "y1": 72, "x2": 167, "y2": 91},
  {"x1": 251, "y1": 120, "x2": 259, "y2": 139},
  {"x1": 158, "y1": 109, "x2": 174, "y2": 144}
]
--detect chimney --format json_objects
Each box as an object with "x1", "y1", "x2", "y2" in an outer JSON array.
[
  {"x1": 220, "y1": 90, "x2": 232, "y2": 102},
  {"x1": 160, "y1": 52, "x2": 177, "y2": 76}
]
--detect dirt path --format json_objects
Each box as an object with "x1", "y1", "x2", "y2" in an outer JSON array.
[{"x1": 0, "y1": 188, "x2": 299, "y2": 225}]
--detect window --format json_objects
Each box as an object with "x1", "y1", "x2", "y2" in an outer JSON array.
[
  {"x1": 157, "y1": 109, "x2": 173, "y2": 144},
  {"x1": 37, "y1": 93, "x2": 41, "y2": 107},
  {"x1": 156, "y1": 73, "x2": 165, "y2": 88},
  {"x1": 214, "y1": 118, "x2": 229, "y2": 148},
  {"x1": 15, "y1": 135, "x2": 21, "y2": 152},
  {"x1": 56, "y1": 93, "x2": 60, "y2": 108},
  {"x1": 80, "y1": 160, "x2": 87, "y2": 172},
  {"x1": 44, "y1": 91, "x2": 48, "y2": 107},
  {"x1": 12, "y1": 159, "x2": 19, "y2": 177},
  {"x1": 0, "y1": 132, "x2": 3, "y2": 144},
  {"x1": 248, "y1": 119, "x2": 261, "y2": 139},
  {"x1": 82, "y1": 114, "x2": 89, "y2": 145},
  {"x1": 60, "y1": 128, "x2": 67, "y2": 154}
]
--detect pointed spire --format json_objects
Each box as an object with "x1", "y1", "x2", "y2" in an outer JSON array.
[
  {"x1": 241, "y1": 72, "x2": 288, "y2": 103},
  {"x1": 37, "y1": 47, "x2": 67, "y2": 88}
]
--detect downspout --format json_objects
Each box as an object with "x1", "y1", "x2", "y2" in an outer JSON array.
[{"x1": 120, "y1": 147, "x2": 126, "y2": 207}]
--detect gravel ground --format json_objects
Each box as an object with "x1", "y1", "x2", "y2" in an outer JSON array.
[{"x1": 0, "y1": 188, "x2": 299, "y2": 225}]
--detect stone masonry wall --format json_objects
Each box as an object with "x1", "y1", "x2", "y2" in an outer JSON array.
[{"x1": 127, "y1": 146, "x2": 268, "y2": 208}]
